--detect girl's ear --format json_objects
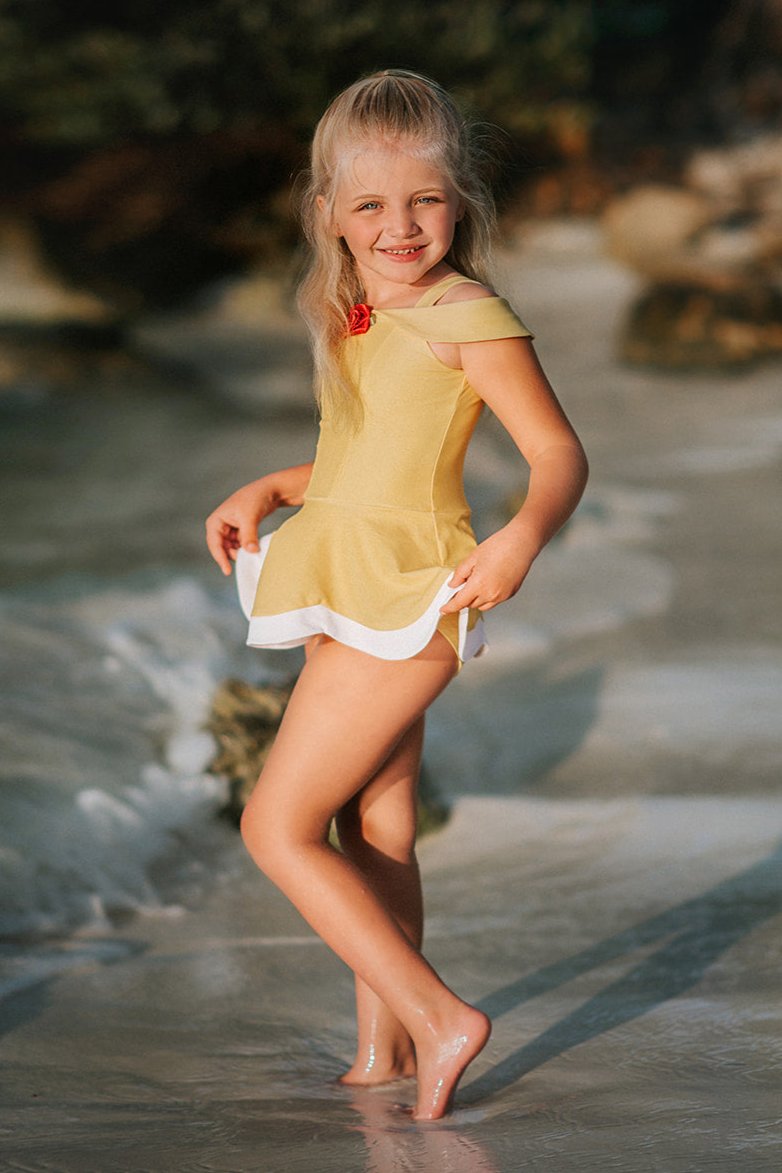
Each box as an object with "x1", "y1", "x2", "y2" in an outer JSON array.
[
  {"x1": 316, "y1": 194, "x2": 342, "y2": 237},
  {"x1": 455, "y1": 199, "x2": 466, "y2": 222}
]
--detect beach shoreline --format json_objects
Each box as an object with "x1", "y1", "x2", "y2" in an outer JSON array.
[{"x1": 2, "y1": 794, "x2": 780, "y2": 1171}]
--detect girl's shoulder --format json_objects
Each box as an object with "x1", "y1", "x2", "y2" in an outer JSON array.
[{"x1": 434, "y1": 278, "x2": 495, "y2": 306}]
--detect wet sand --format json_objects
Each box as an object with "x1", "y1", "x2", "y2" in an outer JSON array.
[{"x1": 2, "y1": 223, "x2": 781, "y2": 1171}]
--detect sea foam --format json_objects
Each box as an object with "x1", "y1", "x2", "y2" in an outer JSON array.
[{"x1": 0, "y1": 577, "x2": 239, "y2": 939}]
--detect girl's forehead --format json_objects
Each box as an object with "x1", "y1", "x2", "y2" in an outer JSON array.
[{"x1": 335, "y1": 144, "x2": 450, "y2": 193}]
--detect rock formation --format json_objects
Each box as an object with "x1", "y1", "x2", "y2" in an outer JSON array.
[{"x1": 603, "y1": 135, "x2": 782, "y2": 367}]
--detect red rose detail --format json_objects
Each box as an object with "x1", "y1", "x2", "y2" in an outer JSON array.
[{"x1": 346, "y1": 303, "x2": 373, "y2": 336}]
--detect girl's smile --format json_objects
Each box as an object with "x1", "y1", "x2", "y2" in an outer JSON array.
[
  {"x1": 378, "y1": 245, "x2": 427, "y2": 261},
  {"x1": 329, "y1": 148, "x2": 464, "y2": 303}
]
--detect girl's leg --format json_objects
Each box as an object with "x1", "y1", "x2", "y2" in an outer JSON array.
[
  {"x1": 335, "y1": 715, "x2": 425, "y2": 1084},
  {"x1": 240, "y1": 634, "x2": 490, "y2": 1120}
]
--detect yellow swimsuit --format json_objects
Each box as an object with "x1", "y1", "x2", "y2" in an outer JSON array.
[{"x1": 236, "y1": 274, "x2": 532, "y2": 665}]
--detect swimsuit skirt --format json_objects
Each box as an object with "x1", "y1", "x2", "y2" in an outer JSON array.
[{"x1": 236, "y1": 274, "x2": 533, "y2": 664}]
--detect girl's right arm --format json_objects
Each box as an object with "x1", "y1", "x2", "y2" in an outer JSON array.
[{"x1": 205, "y1": 461, "x2": 313, "y2": 575}]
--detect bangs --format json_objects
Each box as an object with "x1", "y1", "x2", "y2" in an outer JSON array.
[{"x1": 328, "y1": 136, "x2": 452, "y2": 197}]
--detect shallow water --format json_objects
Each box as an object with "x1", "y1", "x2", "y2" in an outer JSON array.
[
  {"x1": 1, "y1": 796, "x2": 779, "y2": 1171},
  {"x1": 0, "y1": 373, "x2": 307, "y2": 938},
  {"x1": 2, "y1": 222, "x2": 781, "y2": 1169}
]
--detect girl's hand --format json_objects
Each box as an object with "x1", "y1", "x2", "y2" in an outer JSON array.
[
  {"x1": 205, "y1": 479, "x2": 280, "y2": 576},
  {"x1": 206, "y1": 462, "x2": 314, "y2": 575},
  {"x1": 440, "y1": 523, "x2": 538, "y2": 614}
]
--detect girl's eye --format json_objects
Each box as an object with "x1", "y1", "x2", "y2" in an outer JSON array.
[
  {"x1": 357, "y1": 201, "x2": 380, "y2": 211},
  {"x1": 416, "y1": 196, "x2": 441, "y2": 204}
]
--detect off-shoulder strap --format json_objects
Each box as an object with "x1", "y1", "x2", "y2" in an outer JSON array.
[
  {"x1": 414, "y1": 274, "x2": 482, "y2": 307},
  {"x1": 379, "y1": 296, "x2": 534, "y2": 344}
]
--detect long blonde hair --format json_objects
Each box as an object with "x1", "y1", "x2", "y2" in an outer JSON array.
[{"x1": 296, "y1": 69, "x2": 498, "y2": 426}]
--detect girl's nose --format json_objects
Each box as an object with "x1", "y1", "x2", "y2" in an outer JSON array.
[{"x1": 385, "y1": 206, "x2": 420, "y2": 239}]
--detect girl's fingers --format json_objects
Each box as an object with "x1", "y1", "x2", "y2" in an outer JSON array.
[
  {"x1": 442, "y1": 562, "x2": 474, "y2": 614},
  {"x1": 210, "y1": 544, "x2": 232, "y2": 576},
  {"x1": 447, "y1": 560, "x2": 474, "y2": 589},
  {"x1": 239, "y1": 517, "x2": 261, "y2": 552},
  {"x1": 205, "y1": 516, "x2": 235, "y2": 575},
  {"x1": 440, "y1": 582, "x2": 479, "y2": 615},
  {"x1": 441, "y1": 570, "x2": 516, "y2": 614},
  {"x1": 442, "y1": 591, "x2": 503, "y2": 615}
]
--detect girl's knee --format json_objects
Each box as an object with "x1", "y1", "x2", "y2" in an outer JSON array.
[
  {"x1": 239, "y1": 800, "x2": 271, "y2": 866},
  {"x1": 241, "y1": 788, "x2": 330, "y2": 879},
  {"x1": 240, "y1": 796, "x2": 290, "y2": 878}
]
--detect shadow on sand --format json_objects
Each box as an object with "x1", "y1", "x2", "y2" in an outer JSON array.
[{"x1": 465, "y1": 840, "x2": 782, "y2": 1104}]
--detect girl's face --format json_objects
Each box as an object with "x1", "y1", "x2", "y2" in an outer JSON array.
[{"x1": 328, "y1": 146, "x2": 464, "y2": 302}]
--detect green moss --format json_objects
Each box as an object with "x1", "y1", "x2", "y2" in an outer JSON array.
[{"x1": 206, "y1": 677, "x2": 293, "y2": 824}]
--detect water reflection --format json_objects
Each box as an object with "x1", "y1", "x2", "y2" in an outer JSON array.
[{"x1": 346, "y1": 1087, "x2": 499, "y2": 1172}]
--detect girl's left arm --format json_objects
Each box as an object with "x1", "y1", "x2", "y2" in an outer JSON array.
[{"x1": 440, "y1": 336, "x2": 588, "y2": 615}]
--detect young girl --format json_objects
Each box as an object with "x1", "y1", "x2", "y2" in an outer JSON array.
[{"x1": 205, "y1": 70, "x2": 588, "y2": 1120}]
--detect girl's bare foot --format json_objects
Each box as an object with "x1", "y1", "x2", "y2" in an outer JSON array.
[
  {"x1": 339, "y1": 1042, "x2": 417, "y2": 1086},
  {"x1": 412, "y1": 1006, "x2": 491, "y2": 1121}
]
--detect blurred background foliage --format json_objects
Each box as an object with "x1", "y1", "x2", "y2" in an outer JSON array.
[{"x1": 1, "y1": 0, "x2": 780, "y2": 308}]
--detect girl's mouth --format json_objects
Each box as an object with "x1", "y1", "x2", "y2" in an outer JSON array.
[{"x1": 379, "y1": 245, "x2": 426, "y2": 262}]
